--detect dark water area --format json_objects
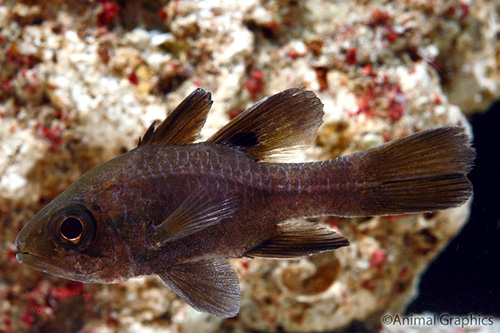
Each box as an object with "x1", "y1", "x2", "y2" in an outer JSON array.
[{"x1": 408, "y1": 101, "x2": 500, "y2": 316}]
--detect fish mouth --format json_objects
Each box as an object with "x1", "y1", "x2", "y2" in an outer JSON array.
[
  {"x1": 16, "y1": 251, "x2": 44, "y2": 265},
  {"x1": 16, "y1": 243, "x2": 115, "y2": 282},
  {"x1": 16, "y1": 250, "x2": 102, "y2": 282},
  {"x1": 16, "y1": 251, "x2": 65, "y2": 276},
  {"x1": 15, "y1": 251, "x2": 29, "y2": 263},
  {"x1": 14, "y1": 222, "x2": 67, "y2": 277}
]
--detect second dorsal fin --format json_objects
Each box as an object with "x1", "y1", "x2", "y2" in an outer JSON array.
[
  {"x1": 138, "y1": 88, "x2": 213, "y2": 146},
  {"x1": 207, "y1": 87, "x2": 324, "y2": 162}
]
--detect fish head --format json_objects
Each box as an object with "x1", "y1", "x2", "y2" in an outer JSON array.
[{"x1": 15, "y1": 183, "x2": 128, "y2": 284}]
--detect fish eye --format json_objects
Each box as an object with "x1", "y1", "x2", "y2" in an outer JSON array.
[
  {"x1": 59, "y1": 217, "x2": 84, "y2": 243},
  {"x1": 48, "y1": 203, "x2": 96, "y2": 252}
]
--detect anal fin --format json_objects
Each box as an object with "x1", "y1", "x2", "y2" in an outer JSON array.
[
  {"x1": 158, "y1": 259, "x2": 241, "y2": 318},
  {"x1": 244, "y1": 220, "x2": 349, "y2": 259}
]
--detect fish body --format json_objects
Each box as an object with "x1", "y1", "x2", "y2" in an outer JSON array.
[{"x1": 16, "y1": 88, "x2": 475, "y2": 317}]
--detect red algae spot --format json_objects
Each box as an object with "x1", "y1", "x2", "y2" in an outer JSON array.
[
  {"x1": 3, "y1": 317, "x2": 12, "y2": 331},
  {"x1": 128, "y1": 71, "x2": 139, "y2": 86},
  {"x1": 17, "y1": 279, "x2": 92, "y2": 329},
  {"x1": 384, "y1": 25, "x2": 399, "y2": 43},
  {"x1": 327, "y1": 217, "x2": 340, "y2": 229},
  {"x1": 2, "y1": 78, "x2": 11, "y2": 92},
  {"x1": 158, "y1": 8, "x2": 168, "y2": 21},
  {"x1": 353, "y1": 78, "x2": 406, "y2": 122},
  {"x1": 369, "y1": 10, "x2": 398, "y2": 43},
  {"x1": 361, "y1": 278, "x2": 375, "y2": 291},
  {"x1": 5, "y1": 44, "x2": 39, "y2": 71},
  {"x1": 429, "y1": 58, "x2": 442, "y2": 71},
  {"x1": 370, "y1": 249, "x2": 386, "y2": 268},
  {"x1": 371, "y1": 9, "x2": 390, "y2": 25},
  {"x1": 35, "y1": 123, "x2": 65, "y2": 153},
  {"x1": 240, "y1": 259, "x2": 249, "y2": 270},
  {"x1": 7, "y1": 248, "x2": 18, "y2": 264},
  {"x1": 228, "y1": 109, "x2": 241, "y2": 120},
  {"x1": 345, "y1": 47, "x2": 357, "y2": 65},
  {"x1": 98, "y1": 1, "x2": 121, "y2": 27},
  {"x1": 355, "y1": 88, "x2": 375, "y2": 117},
  {"x1": 362, "y1": 64, "x2": 374, "y2": 76},
  {"x1": 423, "y1": 212, "x2": 437, "y2": 220},
  {"x1": 387, "y1": 93, "x2": 405, "y2": 121},
  {"x1": 263, "y1": 21, "x2": 280, "y2": 37},
  {"x1": 314, "y1": 66, "x2": 329, "y2": 91},
  {"x1": 287, "y1": 49, "x2": 305, "y2": 59},
  {"x1": 106, "y1": 313, "x2": 121, "y2": 327},
  {"x1": 446, "y1": 1, "x2": 470, "y2": 20},
  {"x1": 385, "y1": 214, "x2": 411, "y2": 221},
  {"x1": 50, "y1": 281, "x2": 85, "y2": 303},
  {"x1": 399, "y1": 267, "x2": 409, "y2": 278},
  {"x1": 21, "y1": 310, "x2": 35, "y2": 328},
  {"x1": 458, "y1": 1, "x2": 470, "y2": 19},
  {"x1": 306, "y1": 39, "x2": 324, "y2": 57},
  {"x1": 245, "y1": 69, "x2": 264, "y2": 99},
  {"x1": 192, "y1": 78, "x2": 202, "y2": 87},
  {"x1": 266, "y1": 21, "x2": 279, "y2": 30}
]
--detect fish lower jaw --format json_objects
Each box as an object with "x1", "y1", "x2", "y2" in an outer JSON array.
[
  {"x1": 15, "y1": 252, "x2": 29, "y2": 264},
  {"x1": 16, "y1": 251, "x2": 85, "y2": 280},
  {"x1": 15, "y1": 251, "x2": 64, "y2": 277}
]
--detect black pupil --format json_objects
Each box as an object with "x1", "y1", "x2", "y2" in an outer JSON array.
[{"x1": 60, "y1": 217, "x2": 83, "y2": 240}]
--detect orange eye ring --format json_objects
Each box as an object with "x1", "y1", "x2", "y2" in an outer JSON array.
[{"x1": 48, "y1": 203, "x2": 96, "y2": 253}]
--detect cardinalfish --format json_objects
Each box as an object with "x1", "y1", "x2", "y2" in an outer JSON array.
[{"x1": 16, "y1": 87, "x2": 474, "y2": 317}]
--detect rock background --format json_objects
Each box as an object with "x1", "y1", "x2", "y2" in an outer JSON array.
[{"x1": 0, "y1": 0, "x2": 498, "y2": 332}]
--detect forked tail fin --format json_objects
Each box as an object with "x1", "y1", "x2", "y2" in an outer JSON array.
[{"x1": 339, "y1": 126, "x2": 475, "y2": 216}]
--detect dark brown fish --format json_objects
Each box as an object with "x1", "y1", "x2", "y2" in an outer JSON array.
[{"x1": 15, "y1": 87, "x2": 474, "y2": 317}]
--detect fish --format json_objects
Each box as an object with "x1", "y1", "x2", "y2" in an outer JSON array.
[{"x1": 15, "y1": 87, "x2": 475, "y2": 317}]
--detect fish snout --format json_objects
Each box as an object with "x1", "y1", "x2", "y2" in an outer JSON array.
[
  {"x1": 15, "y1": 216, "x2": 47, "y2": 263},
  {"x1": 15, "y1": 228, "x2": 30, "y2": 263}
]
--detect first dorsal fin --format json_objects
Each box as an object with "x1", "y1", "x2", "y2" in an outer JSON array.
[
  {"x1": 207, "y1": 87, "x2": 324, "y2": 162},
  {"x1": 138, "y1": 88, "x2": 213, "y2": 146}
]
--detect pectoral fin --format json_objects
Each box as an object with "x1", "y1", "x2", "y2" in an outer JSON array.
[
  {"x1": 138, "y1": 88, "x2": 213, "y2": 146},
  {"x1": 158, "y1": 259, "x2": 241, "y2": 318},
  {"x1": 153, "y1": 186, "x2": 238, "y2": 243},
  {"x1": 244, "y1": 220, "x2": 349, "y2": 259}
]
